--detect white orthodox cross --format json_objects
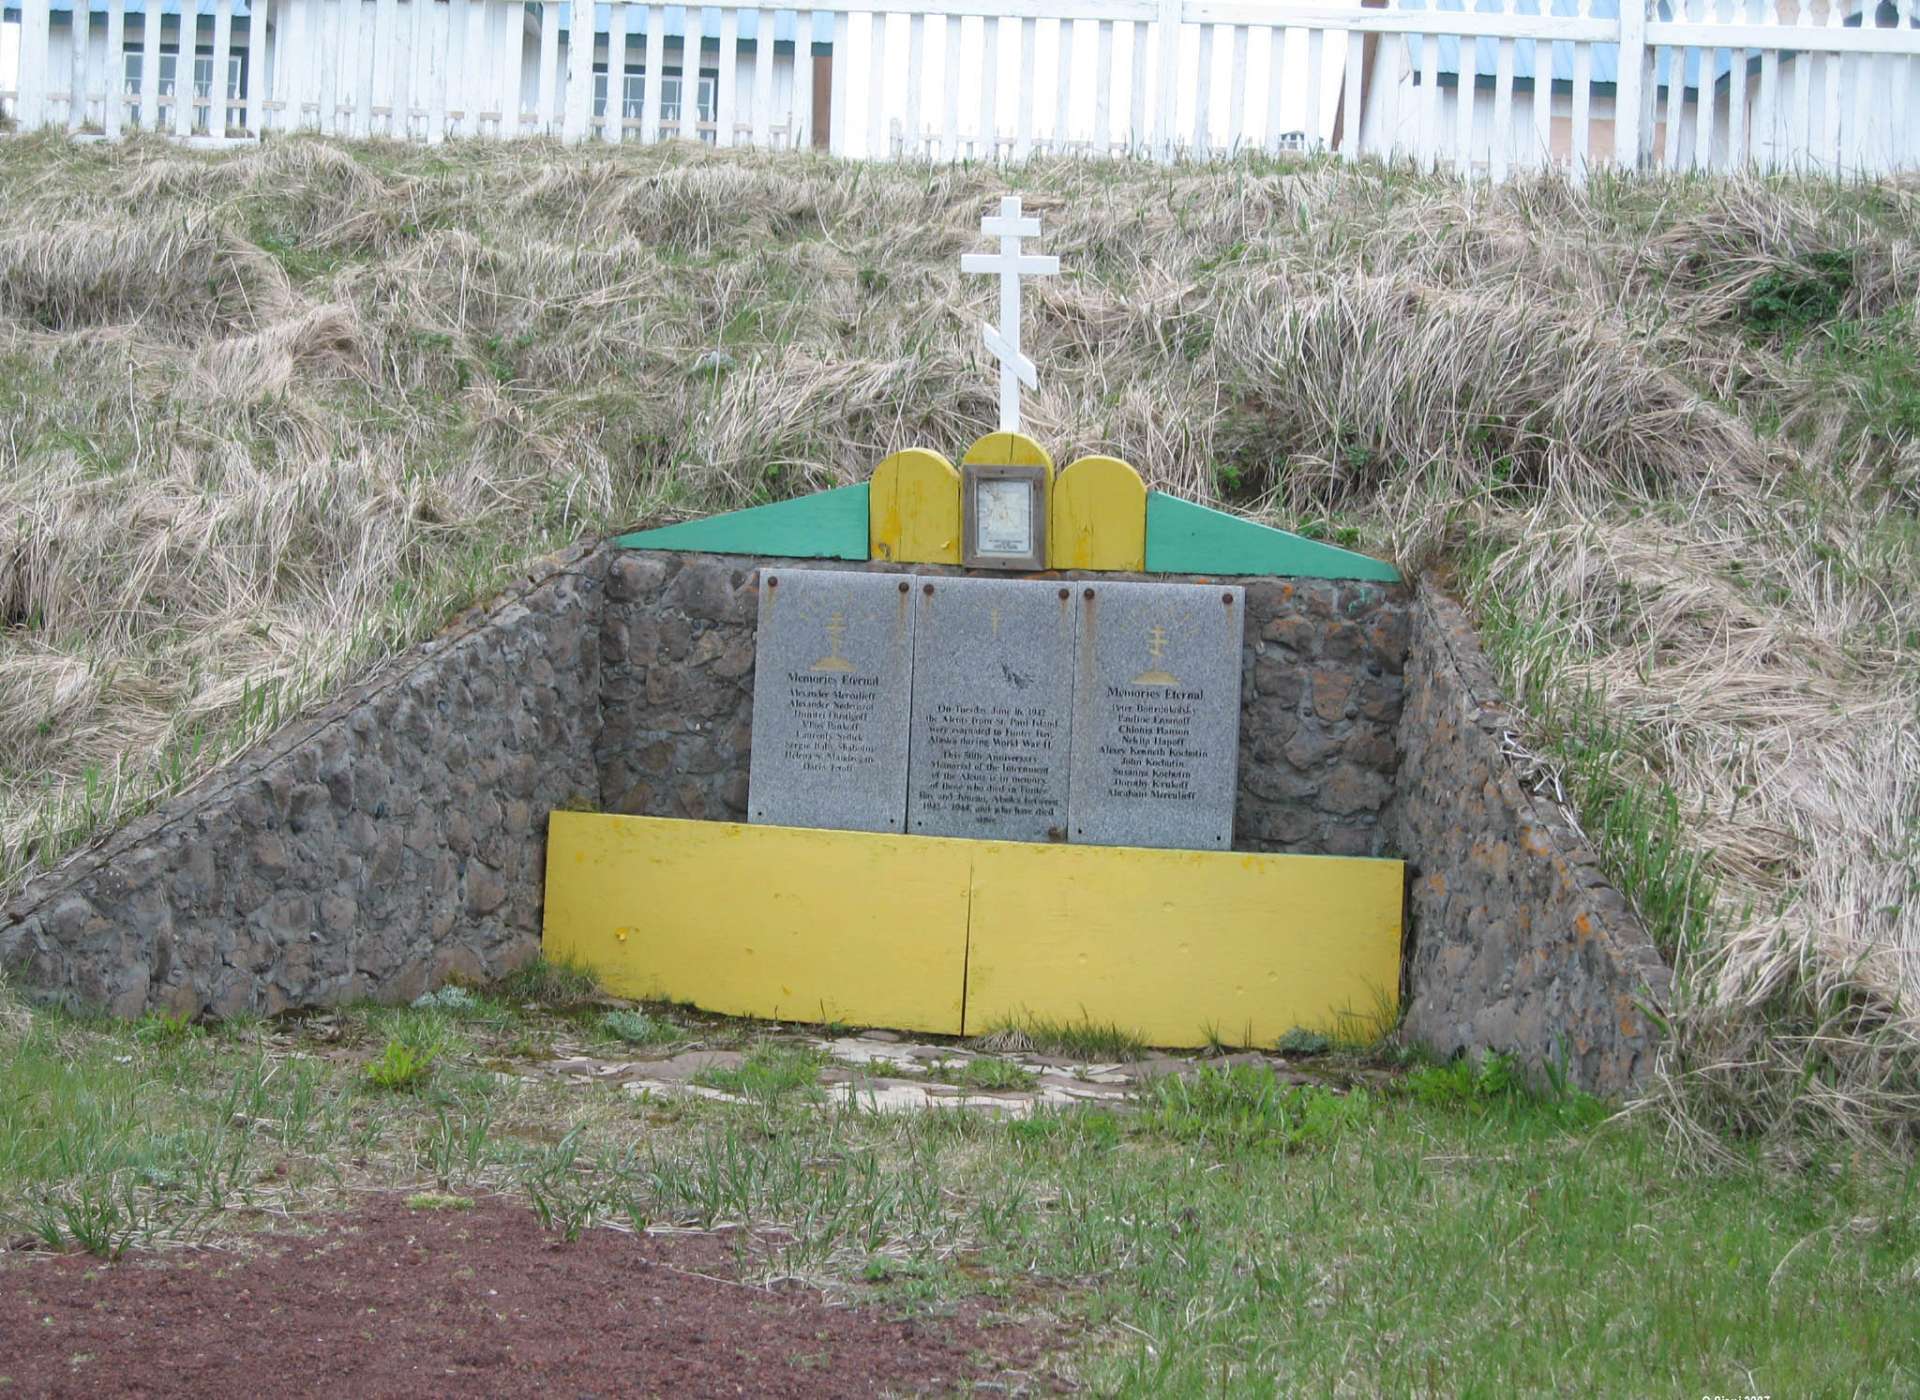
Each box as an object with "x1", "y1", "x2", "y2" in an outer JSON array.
[{"x1": 962, "y1": 195, "x2": 1059, "y2": 434}]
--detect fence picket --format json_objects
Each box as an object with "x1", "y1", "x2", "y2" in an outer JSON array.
[
  {"x1": 868, "y1": 12, "x2": 887, "y2": 156},
  {"x1": 1017, "y1": 15, "x2": 1035, "y2": 159},
  {"x1": 1129, "y1": 16, "x2": 1148, "y2": 153},
  {"x1": 1056, "y1": 18, "x2": 1075, "y2": 154},
  {"x1": 1226, "y1": 24, "x2": 1246, "y2": 155},
  {"x1": 63, "y1": 0, "x2": 82, "y2": 131},
  {"x1": 904, "y1": 12, "x2": 924, "y2": 153},
  {"x1": 982, "y1": 15, "x2": 999, "y2": 157},
  {"x1": 1154, "y1": 0, "x2": 1178, "y2": 159},
  {"x1": 1094, "y1": 18, "x2": 1114, "y2": 155},
  {"x1": 1194, "y1": 21, "x2": 1213, "y2": 156},
  {"x1": 1491, "y1": 27, "x2": 1514, "y2": 180},
  {"x1": 752, "y1": 7, "x2": 774, "y2": 147},
  {"x1": 1340, "y1": 24, "x2": 1361, "y2": 161},
  {"x1": 1269, "y1": 26, "x2": 1289, "y2": 156},
  {"x1": 103, "y1": 0, "x2": 126, "y2": 137},
  {"x1": 942, "y1": 15, "x2": 961, "y2": 156},
  {"x1": 1530, "y1": 26, "x2": 1550, "y2": 169},
  {"x1": 718, "y1": 6, "x2": 739, "y2": 145},
  {"x1": 829, "y1": 10, "x2": 848, "y2": 151}
]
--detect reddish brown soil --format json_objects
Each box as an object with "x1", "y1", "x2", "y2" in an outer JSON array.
[{"x1": 0, "y1": 1196, "x2": 1062, "y2": 1398}]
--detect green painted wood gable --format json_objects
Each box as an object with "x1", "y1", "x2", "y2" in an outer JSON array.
[
  {"x1": 613, "y1": 484, "x2": 870, "y2": 560},
  {"x1": 1143, "y1": 492, "x2": 1400, "y2": 583}
]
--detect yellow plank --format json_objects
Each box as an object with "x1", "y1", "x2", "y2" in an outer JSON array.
[
  {"x1": 544, "y1": 814, "x2": 1404, "y2": 1049},
  {"x1": 543, "y1": 812, "x2": 971, "y2": 1033},
  {"x1": 868, "y1": 447, "x2": 961, "y2": 564},
  {"x1": 961, "y1": 431, "x2": 1054, "y2": 473},
  {"x1": 1050, "y1": 454, "x2": 1148, "y2": 570},
  {"x1": 965, "y1": 843, "x2": 1403, "y2": 1047}
]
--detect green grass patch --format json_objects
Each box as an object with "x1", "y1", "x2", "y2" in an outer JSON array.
[
  {"x1": 692, "y1": 1042, "x2": 826, "y2": 1102},
  {"x1": 972, "y1": 1013, "x2": 1148, "y2": 1062},
  {"x1": 494, "y1": 954, "x2": 601, "y2": 1009}
]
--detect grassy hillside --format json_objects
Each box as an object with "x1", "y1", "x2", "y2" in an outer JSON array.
[{"x1": 1, "y1": 133, "x2": 1914, "y2": 1147}]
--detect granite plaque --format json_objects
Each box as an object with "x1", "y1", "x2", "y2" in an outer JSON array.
[
  {"x1": 1068, "y1": 579, "x2": 1245, "y2": 850},
  {"x1": 906, "y1": 576, "x2": 1077, "y2": 842},
  {"x1": 747, "y1": 568, "x2": 916, "y2": 833}
]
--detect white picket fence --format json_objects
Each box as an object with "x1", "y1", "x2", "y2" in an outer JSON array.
[{"x1": 2, "y1": 1, "x2": 1917, "y2": 177}]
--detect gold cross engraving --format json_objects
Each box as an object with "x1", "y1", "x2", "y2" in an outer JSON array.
[
  {"x1": 812, "y1": 612, "x2": 855, "y2": 673},
  {"x1": 1131, "y1": 624, "x2": 1180, "y2": 687}
]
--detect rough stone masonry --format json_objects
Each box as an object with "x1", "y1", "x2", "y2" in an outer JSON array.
[{"x1": 1, "y1": 542, "x2": 1669, "y2": 1094}]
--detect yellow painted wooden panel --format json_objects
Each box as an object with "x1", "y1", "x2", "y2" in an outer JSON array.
[
  {"x1": 962, "y1": 431, "x2": 1054, "y2": 473},
  {"x1": 868, "y1": 447, "x2": 961, "y2": 564},
  {"x1": 964, "y1": 843, "x2": 1403, "y2": 1047},
  {"x1": 543, "y1": 812, "x2": 972, "y2": 1034},
  {"x1": 1050, "y1": 454, "x2": 1148, "y2": 570}
]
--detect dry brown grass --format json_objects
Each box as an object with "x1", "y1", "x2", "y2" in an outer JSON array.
[{"x1": 1, "y1": 132, "x2": 1915, "y2": 1144}]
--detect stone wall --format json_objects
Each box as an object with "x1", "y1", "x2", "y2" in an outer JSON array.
[
  {"x1": 0, "y1": 546, "x2": 606, "y2": 1018},
  {"x1": 596, "y1": 553, "x2": 1411, "y2": 857},
  {"x1": 1390, "y1": 582, "x2": 1671, "y2": 1095}
]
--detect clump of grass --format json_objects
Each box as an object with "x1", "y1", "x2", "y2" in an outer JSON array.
[
  {"x1": 693, "y1": 1042, "x2": 825, "y2": 1102},
  {"x1": 0, "y1": 970, "x2": 31, "y2": 1049},
  {"x1": 948, "y1": 1057, "x2": 1038, "y2": 1092},
  {"x1": 972, "y1": 1013, "x2": 1147, "y2": 1062},
  {"x1": 363, "y1": 1038, "x2": 437, "y2": 1092},
  {"x1": 495, "y1": 955, "x2": 599, "y2": 1008},
  {"x1": 1276, "y1": 1028, "x2": 1331, "y2": 1057},
  {"x1": 411, "y1": 985, "x2": 480, "y2": 1014},
  {"x1": 1137, "y1": 1065, "x2": 1372, "y2": 1151},
  {"x1": 404, "y1": 1192, "x2": 475, "y2": 1211},
  {"x1": 600, "y1": 1008, "x2": 678, "y2": 1047}
]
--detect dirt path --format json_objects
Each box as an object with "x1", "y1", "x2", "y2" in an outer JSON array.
[{"x1": 0, "y1": 1196, "x2": 1062, "y2": 1398}]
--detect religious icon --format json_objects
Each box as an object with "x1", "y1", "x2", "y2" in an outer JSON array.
[
  {"x1": 962, "y1": 462, "x2": 1048, "y2": 571},
  {"x1": 1131, "y1": 624, "x2": 1180, "y2": 686},
  {"x1": 811, "y1": 611, "x2": 855, "y2": 672}
]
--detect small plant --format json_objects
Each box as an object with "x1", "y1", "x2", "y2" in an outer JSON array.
[
  {"x1": 693, "y1": 1042, "x2": 825, "y2": 1101},
  {"x1": 133, "y1": 1010, "x2": 203, "y2": 1047},
  {"x1": 1138, "y1": 1065, "x2": 1372, "y2": 1150},
  {"x1": 404, "y1": 1192, "x2": 475, "y2": 1211},
  {"x1": 411, "y1": 985, "x2": 478, "y2": 1014},
  {"x1": 1742, "y1": 250, "x2": 1853, "y2": 340},
  {"x1": 972, "y1": 1012, "x2": 1147, "y2": 1062},
  {"x1": 495, "y1": 954, "x2": 600, "y2": 1008},
  {"x1": 364, "y1": 1038, "x2": 437, "y2": 1092},
  {"x1": 1276, "y1": 1027, "x2": 1332, "y2": 1057},
  {"x1": 601, "y1": 1009, "x2": 678, "y2": 1047},
  {"x1": 952, "y1": 1057, "x2": 1038, "y2": 1093}
]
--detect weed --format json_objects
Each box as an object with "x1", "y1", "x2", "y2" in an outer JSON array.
[
  {"x1": 404, "y1": 1192, "x2": 475, "y2": 1211},
  {"x1": 1276, "y1": 1027, "x2": 1332, "y2": 1057},
  {"x1": 495, "y1": 955, "x2": 600, "y2": 1008},
  {"x1": 600, "y1": 1009, "x2": 678, "y2": 1047},
  {"x1": 411, "y1": 986, "x2": 479, "y2": 1014},
  {"x1": 972, "y1": 1013, "x2": 1146, "y2": 1062},
  {"x1": 1742, "y1": 250, "x2": 1853, "y2": 340},
  {"x1": 364, "y1": 1039, "x2": 437, "y2": 1092},
  {"x1": 693, "y1": 1043, "x2": 826, "y2": 1102},
  {"x1": 948, "y1": 1058, "x2": 1037, "y2": 1093},
  {"x1": 1137, "y1": 1065, "x2": 1372, "y2": 1150}
]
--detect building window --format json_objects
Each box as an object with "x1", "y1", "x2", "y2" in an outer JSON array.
[
  {"x1": 123, "y1": 47, "x2": 243, "y2": 132},
  {"x1": 590, "y1": 65, "x2": 715, "y2": 140}
]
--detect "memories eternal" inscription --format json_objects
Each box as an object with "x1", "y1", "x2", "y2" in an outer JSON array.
[
  {"x1": 747, "y1": 569, "x2": 915, "y2": 833},
  {"x1": 1068, "y1": 580, "x2": 1244, "y2": 849}
]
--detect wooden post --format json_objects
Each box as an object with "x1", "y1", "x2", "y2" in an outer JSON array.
[
  {"x1": 1615, "y1": 0, "x2": 1647, "y2": 171},
  {"x1": 104, "y1": 0, "x2": 126, "y2": 137},
  {"x1": 1154, "y1": 0, "x2": 1180, "y2": 160}
]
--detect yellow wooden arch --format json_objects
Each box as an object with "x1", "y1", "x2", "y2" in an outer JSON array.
[
  {"x1": 1050, "y1": 454, "x2": 1147, "y2": 570},
  {"x1": 869, "y1": 447, "x2": 961, "y2": 564}
]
